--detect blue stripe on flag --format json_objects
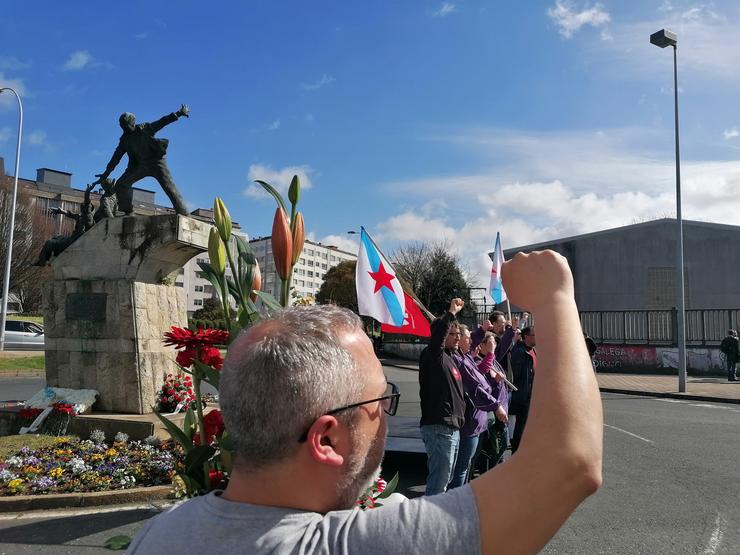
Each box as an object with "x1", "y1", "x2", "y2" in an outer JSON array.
[{"x1": 361, "y1": 229, "x2": 406, "y2": 326}]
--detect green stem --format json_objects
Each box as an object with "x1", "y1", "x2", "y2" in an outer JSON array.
[
  {"x1": 224, "y1": 238, "x2": 250, "y2": 314},
  {"x1": 192, "y1": 355, "x2": 210, "y2": 490}
]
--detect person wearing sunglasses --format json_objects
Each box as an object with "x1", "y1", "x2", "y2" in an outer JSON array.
[{"x1": 129, "y1": 251, "x2": 602, "y2": 555}]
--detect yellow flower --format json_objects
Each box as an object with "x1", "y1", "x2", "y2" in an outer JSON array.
[
  {"x1": 104, "y1": 449, "x2": 118, "y2": 458},
  {"x1": 21, "y1": 465, "x2": 41, "y2": 475},
  {"x1": 48, "y1": 467, "x2": 64, "y2": 478},
  {"x1": 90, "y1": 454, "x2": 104, "y2": 462},
  {"x1": 8, "y1": 479, "x2": 23, "y2": 489}
]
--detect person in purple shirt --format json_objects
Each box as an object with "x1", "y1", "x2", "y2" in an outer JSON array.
[
  {"x1": 476, "y1": 332, "x2": 512, "y2": 468},
  {"x1": 448, "y1": 324, "x2": 509, "y2": 488}
]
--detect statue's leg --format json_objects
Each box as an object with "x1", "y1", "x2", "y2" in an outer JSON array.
[
  {"x1": 154, "y1": 162, "x2": 188, "y2": 216},
  {"x1": 113, "y1": 167, "x2": 144, "y2": 215}
]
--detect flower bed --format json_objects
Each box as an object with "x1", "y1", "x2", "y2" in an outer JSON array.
[{"x1": 0, "y1": 434, "x2": 183, "y2": 497}]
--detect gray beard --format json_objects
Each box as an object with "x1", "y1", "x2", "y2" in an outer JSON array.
[{"x1": 334, "y1": 430, "x2": 385, "y2": 510}]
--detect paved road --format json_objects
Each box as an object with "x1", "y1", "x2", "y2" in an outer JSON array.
[{"x1": 2, "y1": 370, "x2": 740, "y2": 553}]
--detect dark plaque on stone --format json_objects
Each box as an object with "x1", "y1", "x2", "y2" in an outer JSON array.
[{"x1": 66, "y1": 293, "x2": 107, "y2": 322}]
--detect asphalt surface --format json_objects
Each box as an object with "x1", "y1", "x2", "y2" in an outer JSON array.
[{"x1": 2, "y1": 370, "x2": 740, "y2": 553}]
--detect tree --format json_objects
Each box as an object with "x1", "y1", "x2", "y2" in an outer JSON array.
[
  {"x1": 0, "y1": 177, "x2": 56, "y2": 313},
  {"x1": 315, "y1": 260, "x2": 357, "y2": 313},
  {"x1": 393, "y1": 241, "x2": 476, "y2": 318}
]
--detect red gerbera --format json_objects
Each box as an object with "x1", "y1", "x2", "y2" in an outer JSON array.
[
  {"x1": 163, "y1": 326, "x2": 229, "y2": 350},
  {"x1": 194, "y1": 409, "x2": 225, "y2": 445}
]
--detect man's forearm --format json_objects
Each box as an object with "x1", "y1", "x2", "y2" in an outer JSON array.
[{"x1": 471, "y1": 296, "x2": 603, "y2": 554}]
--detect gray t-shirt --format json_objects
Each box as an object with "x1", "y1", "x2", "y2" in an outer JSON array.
[{"x1": 128, "y1": 486, "x2": 479, "y2": 554}]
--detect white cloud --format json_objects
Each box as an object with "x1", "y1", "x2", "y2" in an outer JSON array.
[
  {"x1": 305, "y1": 113, "x2": 314, "y2": 122},
  {"x1": 134, "y1": 32, "x2": 149, "y2": 39},
  {"x1": 592, "y1": 7, "x2": 740, "y2": 83},
  {"x1": 0, "y1": 73, "x2": 27, "y2": 109},
  {"x1": 314, "y1": 234, "x2": 359, "y2": 255},
  {"x1": 375, "y1": 126, "x2": 740, "y2": 287},
  {"x1": 723, "y1": 127, "x2": 739, "y2": 140},
  {"x1": 267, "y1": 119, "x2": 281, "y2": 131},
  {"x1": 432, "y1": 3, "x2": 456, "y2": 17},
  {"x1": 0, "y1": 57, "x2": 30, "y2": 71},
  {"x1": 547, "y1": 1, "x2": 611, "y2": 39},
  {"x1": 245, "y1": 164, "x2": 314, "y2": 199},
  {"x1": 27, "y1": 130, "x2": 47, "y2": 146},
  {"x1": 62, "y1": 50, "x2": 93, "y2": 70},
  {"x1": 300, "y1": 74, "x2": 336, "y2": 91}
]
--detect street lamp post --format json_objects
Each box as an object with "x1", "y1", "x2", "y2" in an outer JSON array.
[
  {"x1": 0, "y1": 87, "x2": 23, "y2": 352},
  {"x1": 650, "y1": 29, "x2": 687, "y2": 392}
]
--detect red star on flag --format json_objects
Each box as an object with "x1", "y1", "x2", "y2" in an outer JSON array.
[{"x1": 368, "y1": 262, "x2": 395, "y2": 294}]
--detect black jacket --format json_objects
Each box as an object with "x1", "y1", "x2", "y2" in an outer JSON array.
[
  {"x1": 418, "y1": 312, "x2": 465, "y2": 429},
  {"x1": 509, "y1": 341, "x2": 535, "y2": 416}
]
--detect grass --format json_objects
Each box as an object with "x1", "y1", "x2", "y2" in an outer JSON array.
[
  {"x1": 7, "y1": 315, "x2": 43, "y2": 324},
  {"x1": 0, "y1": 434, "x2": 73, "y2": 460},
  {"x1": 0, "y1": 355, "x2": 45, "y2": 372}
]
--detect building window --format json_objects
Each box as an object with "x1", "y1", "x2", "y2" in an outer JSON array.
[
  {"x1": 178, "y1": 268, "x2": 185, "y2": 275},
  {"x1": 307, "y1": 271, "x2": 314, "y2": 278},
  {"x1": 330, "y1": 255, "x2": 337, "y2": 262},
  {"x1": 196, "y1": 258, "x2": 207, "y2": 264},
  {"x1": 194, "y1": 285, "x2": 204, "y2": 292},
  {"x1": 194, "y1": 299, "x2": 203, "y2": 306},
  {"x1": 321, "y1": 263, "x2": 327, "y2": 269},
  {"x1": 299, "y1": 257, "x2": 306, "y2": 265},
  {"x1": 204, "y1": 285, "x2": 214, "y2": 294},
  {"x1": 306, "y1": 248, "x2": 314, "y2": 256},
  {"x1": 321, "y1": 252, "x2": 328, "y2": 259},
  {"x1": 175, "y1": 282, "x2": 184, "y2": 288},
  {"x1": 307, "y1": 260, "x2": 314, "y2": 266}
]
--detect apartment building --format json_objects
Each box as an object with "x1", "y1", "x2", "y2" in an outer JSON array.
[{"x1": 249, "y1": 237, "x2": 357, "y2": 301}]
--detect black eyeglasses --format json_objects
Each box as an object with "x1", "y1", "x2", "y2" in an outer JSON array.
[{"x1": 298, "y1": 382, "x2": 400, "y2": 443}]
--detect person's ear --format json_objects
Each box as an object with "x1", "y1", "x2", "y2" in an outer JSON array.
[{"x1": 305, "y1": 415, "x2": 345, "y2": 467}]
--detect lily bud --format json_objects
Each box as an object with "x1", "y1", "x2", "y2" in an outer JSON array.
[
  {"x1": 291, "y1": 212, "x2": 305, "y2": 265},
  {"x1": 250, "y1": 260, "x2": 262, "y2": 302},
  {"x1": 213, "y1": 197, "x2": 232, "y2": 243},
  {"x1": 271, "y1": 207, "x2": 293, "y2": 280},
  {"x1": 288, "y1": 175, "x2": 301, "y2": 206},
  {"x1": 208, "y1": 228, "x2": 226, "y2": 274}
]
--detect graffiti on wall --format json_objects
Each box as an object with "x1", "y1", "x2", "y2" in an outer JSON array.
[{"x1": 593, "y1": 345, "x2": 658, "y2": 370}]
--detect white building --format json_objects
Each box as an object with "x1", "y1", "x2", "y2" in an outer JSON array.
[{"x1": 249, "y1": 237, "x2": 357, "y2": 301}]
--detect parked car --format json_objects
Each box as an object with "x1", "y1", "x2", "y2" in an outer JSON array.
[{"x1": 3, "y1": 320, "x2": 45, "y2": 350}]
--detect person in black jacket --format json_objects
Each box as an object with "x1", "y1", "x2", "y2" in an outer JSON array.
[
  {"x1": 419, "y1": 298, "x2": 466, "y2": 495},
  {"x1": 509, "y1": 326, "x2": 536, "y2": 453}
]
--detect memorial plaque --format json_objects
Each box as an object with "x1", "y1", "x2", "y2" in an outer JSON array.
[{"x1": 65, "y1": 293, "x2": 107, "y2": 322}]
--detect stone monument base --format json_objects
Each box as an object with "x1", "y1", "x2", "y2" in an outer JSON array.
[
  {"x1": 42, "y1": 214, "x2": 209, "y2": 414},
  {"x1": 43, "y1": 279, "x2": 186, "y2": 413}
]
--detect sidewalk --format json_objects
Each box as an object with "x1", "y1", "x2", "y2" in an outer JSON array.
[{"x1": 379, "y1": 357, "x2": 740, "y2": 405}]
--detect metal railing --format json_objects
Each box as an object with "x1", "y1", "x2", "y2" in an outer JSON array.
[{"x1": 384, "y1": 307, "x2": 740, "y2": 347}]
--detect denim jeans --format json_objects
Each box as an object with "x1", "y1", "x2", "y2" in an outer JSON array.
[
  {"x1": 448, "y1": 434, "x2": 479, "y2": 489},
  {"x1": 420, "y1": 424, "x2": 460, "y2": 495},
  {"x1": 727, "y1": 359, "x2": 737, "y2": 380}
]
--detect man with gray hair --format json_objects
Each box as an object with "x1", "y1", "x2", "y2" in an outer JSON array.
[{"x1": 129, "y1": 250, "x2": 603, "y2": 554}]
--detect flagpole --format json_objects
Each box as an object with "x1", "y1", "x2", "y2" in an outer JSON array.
[{"x1": 505, "y1": 299, "x2": 512, "y2": 322}]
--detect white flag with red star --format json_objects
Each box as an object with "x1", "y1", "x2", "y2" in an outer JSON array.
[{"x1": 355, "y1": 227, "x2": 406, "y2": 326}]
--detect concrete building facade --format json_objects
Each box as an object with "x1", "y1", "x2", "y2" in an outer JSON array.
[
  {"x1": 502, "y1": 219, "x2": 740, "y2": 311},
  {"x1": 250, "y1": 237, "x2": 357, "y2": 300}
]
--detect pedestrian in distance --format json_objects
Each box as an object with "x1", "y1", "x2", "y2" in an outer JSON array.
[{"x1": 720, "y1": 329, "x2": 739, "y2": 382}]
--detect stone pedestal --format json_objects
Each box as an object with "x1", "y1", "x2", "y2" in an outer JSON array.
[{"x1": 42, "y1": 214, "x2": 209, "y2": 414}]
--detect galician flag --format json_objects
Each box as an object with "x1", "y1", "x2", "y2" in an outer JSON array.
[
  {"x1": 356, "y1": 227, "x2": 406, "y2": 326},
  {"x1": 380, "y1": 292, "x2": 431, "y2": 337},
  {"x1": 489, "y1": 232, "x2": 507, "y2": 304}
]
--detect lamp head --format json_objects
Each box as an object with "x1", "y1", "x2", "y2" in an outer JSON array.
[{"x1": 650, "y1": 29, "x2": 677, "y2": 48}]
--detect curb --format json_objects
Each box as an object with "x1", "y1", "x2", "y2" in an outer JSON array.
[
  {"x1": 0, "y1": 484, "x2": 173, "y2": 513},
  {"x1": 599, "y1": 388, "x2": 740, "y2": 405},
  {"x1": 0, "y1": 371, "x2": 44, "y2": 378}
]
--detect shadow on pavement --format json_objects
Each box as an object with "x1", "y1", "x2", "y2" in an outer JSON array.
[{"x1": 0, "y1": 508, "x2": 156, "y2": 547}]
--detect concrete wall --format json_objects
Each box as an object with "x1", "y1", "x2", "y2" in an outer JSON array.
[
  {"x1": 385, "y1": 340, "x2": 728, "y2": 376},
  {"x1": 505, "y1": 220, "x2": 740, "y2": 311}
]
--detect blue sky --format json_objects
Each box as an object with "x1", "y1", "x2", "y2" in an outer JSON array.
[{"x1": 2, "y1": 1, "x2": 740, "y2": 285}]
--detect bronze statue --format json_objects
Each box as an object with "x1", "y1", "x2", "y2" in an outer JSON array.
[
  {"x1": 34, "y1": 184, "x2": 95, "y2": 266},
  {"x1": 94, "y1": 104, "x2": 190, "y2": 216},
  {"x1": 93, "y1": 177, "x2": 118, "y2": 222}
]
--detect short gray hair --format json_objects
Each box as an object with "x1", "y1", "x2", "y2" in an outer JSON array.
[{"x1": 219, "y1": 305, "x2": 367, "y2": 467}]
